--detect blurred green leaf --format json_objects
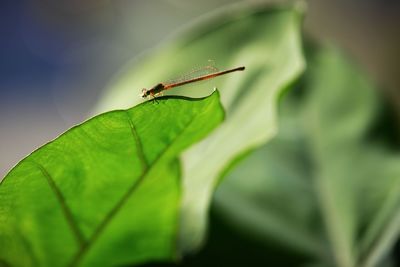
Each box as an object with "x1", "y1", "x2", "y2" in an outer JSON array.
[
  {"x1": 94, "y1": 3, "x2": 305, "y2": 254},
  {"x1": 214, "y1": 46, "x2": 400, "y2": 267},
  {"x1": 0, "y1": 92, "x2": 224, "y2": 267}
]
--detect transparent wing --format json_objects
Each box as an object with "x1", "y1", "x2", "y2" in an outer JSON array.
[{"x1": 162, "y1": 62, "x2": 219, "y2": 86}]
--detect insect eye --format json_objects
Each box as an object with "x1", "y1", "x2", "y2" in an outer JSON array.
[{"x1": 141, "y1": 88, "x2": 148, "y2": 98}]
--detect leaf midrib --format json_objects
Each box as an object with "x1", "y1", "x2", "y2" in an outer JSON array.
[{"x1": 68, "y1": 109, "x2": 198, "y2": 266}]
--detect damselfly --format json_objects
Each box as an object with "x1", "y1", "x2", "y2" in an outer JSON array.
[{"x1": 141, "y1": 66, "x2": 245, "y2": 99}]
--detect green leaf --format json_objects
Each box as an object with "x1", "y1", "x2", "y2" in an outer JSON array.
[
  {"x1": 93, "y1": 3, "x2": 306, "y2": 253},
  {"x1": 214, "y1": 46, "x2": 400, "y2": 267},
  {"x1": 0, "y1": 92, "x2": 224, "y2": 267}
]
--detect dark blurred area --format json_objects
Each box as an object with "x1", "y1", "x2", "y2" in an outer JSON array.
[
  {"x1": 0, "y1": 0, "x2": 399, "y2": 178},
  {"x1": 137, "y1": 209, "x2": 314, "y2": 267}
]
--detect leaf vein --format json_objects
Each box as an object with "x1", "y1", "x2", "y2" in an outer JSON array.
[
  {"x1": 28, "y1": 160, "x2": 86, "y2": 246},
  {"x1": 124, "y1": 110, "x2": 148, "y2": 171},
  {"x1": 68, "y1": 113, "x2": 196, "y2": 266}
]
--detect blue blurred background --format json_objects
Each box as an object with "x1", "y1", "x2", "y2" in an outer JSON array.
[{"x1": 1, "y1": 0, "x2": 400, "y2": 177}]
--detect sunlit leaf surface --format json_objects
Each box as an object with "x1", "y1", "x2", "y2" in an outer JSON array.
[{"x1": 0, "y1": 93, "x2": 224, "y2": 267}]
